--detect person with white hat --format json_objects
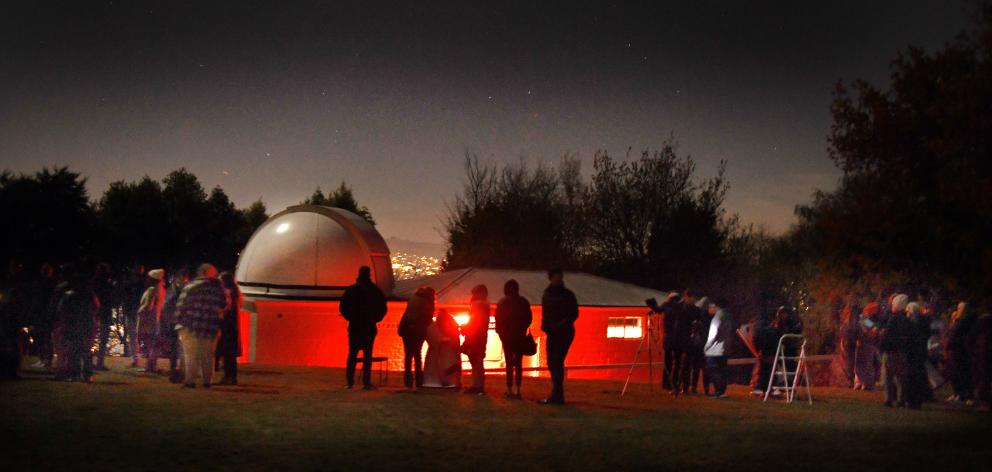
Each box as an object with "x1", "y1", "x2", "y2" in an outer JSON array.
[{"x1": 134, "y1": 268, "x2": 166, "y2": 372}]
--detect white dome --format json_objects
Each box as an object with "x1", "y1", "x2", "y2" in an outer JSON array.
[{"x1": 235, "y1": 205, "x2": 394, "y2": 298}]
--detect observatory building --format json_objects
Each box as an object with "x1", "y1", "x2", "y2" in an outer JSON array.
[{"x1": 235, "y1": 205, "x2": 673, "y2": 381}]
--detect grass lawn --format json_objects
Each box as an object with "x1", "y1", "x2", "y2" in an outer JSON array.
[{"x1": 2, "y1": 357, "x2": 989, "y2": 471}]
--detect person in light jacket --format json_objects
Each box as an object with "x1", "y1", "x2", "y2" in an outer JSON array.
[
  {"x1": 423, "y1": 309, "x2": 462, "y2": 388},
  {"x1": 703, "y1": 298, "x2": 734, "y2": 398}
]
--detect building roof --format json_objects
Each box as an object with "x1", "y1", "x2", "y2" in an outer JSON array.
[
  {"x1": 235, "y1": 205, "x2": 394, "y2": 299},
  {"x1": 393, "y1": 268, "x2": 668, "y2": 307}
]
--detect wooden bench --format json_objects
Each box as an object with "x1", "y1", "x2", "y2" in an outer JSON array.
[{"x1": 354, "y1": 356, "x2": 389, "y2": 385}]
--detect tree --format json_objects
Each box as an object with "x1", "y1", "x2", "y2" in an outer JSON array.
[
  {"x1": 0, "y1": 167, "x2": 97, "y2": 270},
  {"x1": 303, "y1": 181, "x2": 376, "y2": 225},
  {"x1": 97, "y1": 176, "x2": 169, "y2": 268},
  {"x1": 161, "y1": 168, "x2": 212, "y2": 269},
  {"x1": 809, "y1": 3, "x2": 992, "y2": 301},
  {"x1": 204, "y1": 186, "x2": 246, "y2": 270},
  {"x1": 444, "y1": 154, "x2": 581, "y2": 270},
  {"x1": 236, "y1": 199, "x2": 269, "y2": 250},
  {"x1": 583, "y1": 143, "x2": 732, "y2": 294}
]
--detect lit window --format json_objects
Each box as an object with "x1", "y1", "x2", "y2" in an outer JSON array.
[{"x1": 607, "y1": 316, "x2": 643, "y2": 339}]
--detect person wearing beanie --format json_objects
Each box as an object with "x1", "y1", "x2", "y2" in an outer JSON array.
[
  {"x1": 880, "y1": 294, "x2": 911, "y2": 407},
  {"x1": 854, "y1": 302, "x2": 882, "y2": 390}
]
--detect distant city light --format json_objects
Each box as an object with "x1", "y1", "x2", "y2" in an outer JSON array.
[{"x1": 390, "y1": 251, "x2": 443, "y2": 280}]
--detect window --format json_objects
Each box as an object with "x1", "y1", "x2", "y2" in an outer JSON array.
[{"x1": 607, "y1": 316, "x2": 643, "y2": 339}]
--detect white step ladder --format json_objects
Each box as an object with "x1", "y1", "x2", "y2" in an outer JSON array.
[{"x1": 763, "y1": 334, "x2": 812, "y2": 404}]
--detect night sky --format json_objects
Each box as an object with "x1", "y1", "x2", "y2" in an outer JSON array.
[{"x1": 0, "y1": 1, "x2": 970, "y2": 244}]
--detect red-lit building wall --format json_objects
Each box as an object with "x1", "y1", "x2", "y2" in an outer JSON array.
[{"x1": 243, "y1": 299, "x2": 659, "y2": 381}]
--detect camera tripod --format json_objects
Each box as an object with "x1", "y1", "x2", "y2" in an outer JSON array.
[{"x1": 620, "y1": 311, "x2": 664, "y2": 398}]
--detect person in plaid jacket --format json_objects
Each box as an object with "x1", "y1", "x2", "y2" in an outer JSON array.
[{"x1": 176, "y1": 264, "x2": 229, "y2": 389}]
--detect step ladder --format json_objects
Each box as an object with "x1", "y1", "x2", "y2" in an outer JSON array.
[{"x1": 763, "y1": 334, "x2": 812, "y2": 404}]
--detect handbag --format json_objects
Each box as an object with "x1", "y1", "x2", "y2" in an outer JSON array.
[{"x1": 520, "y1": 329, "x2": 537, "y2": 356}]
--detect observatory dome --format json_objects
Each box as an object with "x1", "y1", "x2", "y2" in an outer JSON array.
[{"x1": 235, "y1": 205, "x2": 394, "y2": 299}]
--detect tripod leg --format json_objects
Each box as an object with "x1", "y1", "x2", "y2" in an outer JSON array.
[{"x1": 620, "y1": 331, "x2": 648, "y2": 398}]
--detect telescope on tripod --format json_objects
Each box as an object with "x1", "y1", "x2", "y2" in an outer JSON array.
[{"x1": 619, "y1": 297, "x2": 666, "y2": 398}]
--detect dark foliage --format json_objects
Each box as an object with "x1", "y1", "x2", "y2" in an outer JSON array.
[
  {"x1": 801, "y1": 3, "x2": 992, "y2": 303},
  {"x1": 303, "y1": 182, "x2": 376, "y2": 226},
  {"x1": 0, "y1": 167, "x2": 97, "y2": 271}
]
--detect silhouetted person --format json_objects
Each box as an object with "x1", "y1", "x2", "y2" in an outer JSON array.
[
  {"x1": 29, "y1": 263, "x2": 58, "y2": 369},
  {"x1": 160, "y1": 269, "x2": 190, "y2": 383},
  {"x1": 651, "y1": 291, "x2": 682, "y2": 391},
  {"x1": 903, "y1": 302, "x2": 930, "y2": 409},
  {"x1": 462, "y1": 284, "x2": 489, "y2": 395},
  {"x1": 119, "y1": 264, "x2": 145, "y2": 364},
  {"x1": 772, "y1": 305, "x2": 804, "y2": 386},
  {"x1": 837, "y1": 303, "x2": 860, "y2": 388},
  {"x1": 91, "y1": 262, "x2": 114, "y2": 371},
  {"x1": 946, "y1": 302, "x2": 976, "y2": 402},
  {"x1": 398, "y1": 286, "x2": 435, "y2": 388},
  {"x1": 539, "y1": 268, "x2": 578, "y2": 405},
  {"x1": 55, "y1": 265, "x2": 99, "y2": 383},
  {"x1": 750, "y1": 310, "x2": 777, "y2": 395},
  {"x1": 854, "y1": 302, "x2": 881, "y2": 390},
  {"x1": 880, "y1": 294, "x2": 910, "y2": 407},
  {"x1": 176, "y1": 264, "x2": 229, "y2": 389},
  {"x1": 686, "y1": 294, "x2": 708, "y2": 394},
  {"x1": 340, "y1": 266, "x2": 387, "y2": 390},
  {"x1": 216, "y1": 272, "x2": 242, "y2": 386},
  {"x1": 136, "y1": 269, "x2": 166, "y2": 372},
  {"x1": 496, "y1": 279, "x2": 532, "y2": 399}
]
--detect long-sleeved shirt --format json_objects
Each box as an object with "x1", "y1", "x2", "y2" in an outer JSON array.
[{"x1": 176, "y1": 277, "x2": 229, "y2": 338}]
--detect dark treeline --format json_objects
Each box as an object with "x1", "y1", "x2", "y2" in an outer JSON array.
[
  {"x1": 0, "y1": 167, "x2": 376, "y2": 277},
  {"x1": 445, "y1": 6, "x2": 992, "y2": 352},
  {"x1": 443, "y1": 143, "x2": 777, "y2": 328},
  {"x1": 0, "y1": 167, "x2": 267, "y2": 274}
]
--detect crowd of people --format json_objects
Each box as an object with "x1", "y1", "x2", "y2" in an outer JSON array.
[
  {"x1": 6, "y1": 258, "x2": 990, "y2": 410},
  {"x1": 648, "y1": 291, "x2": 741, "y2": 399},
  {"x1": 343, "y1": 266, "x2": 568, "y2": 403},
  {"x1": 0, "y1": 260, "x2": 242, "y2": 389},
  {"x1": 835, "y1": 293, "x2": 992, "y2": 409}
]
